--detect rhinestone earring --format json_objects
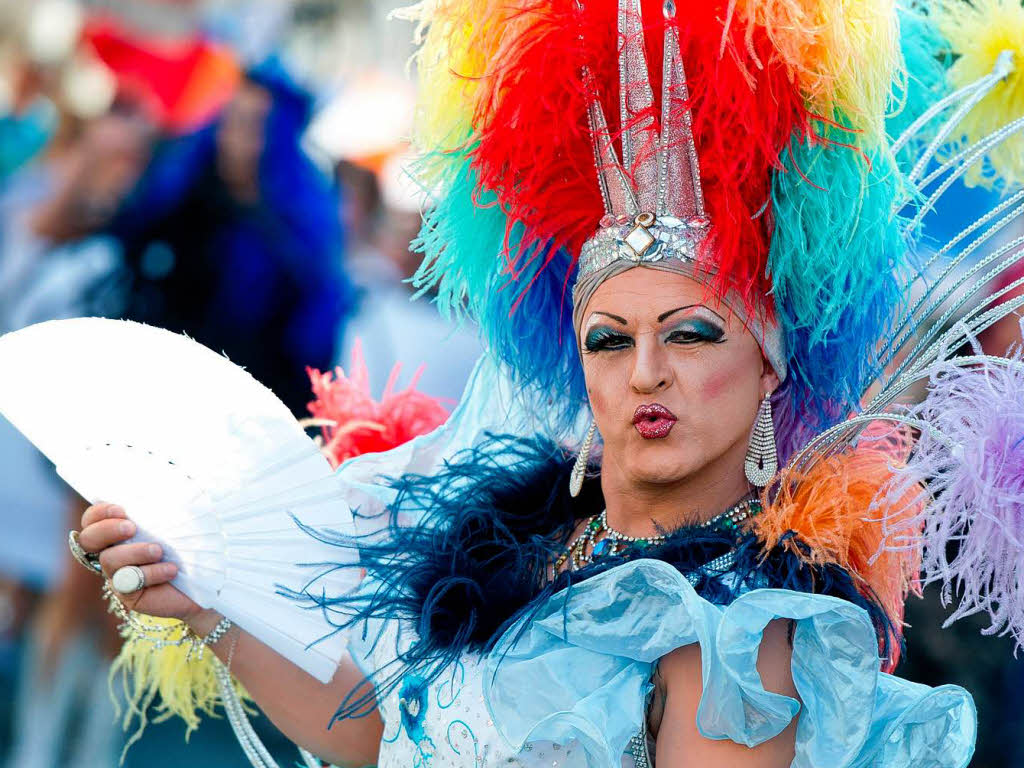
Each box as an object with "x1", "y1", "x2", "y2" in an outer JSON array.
[
  {"x1": 569, "y1": 420, "x2": 598, "y2": 497},
  {"x1": 744, "y1": 393, "x2": 777, "y2": 487}
]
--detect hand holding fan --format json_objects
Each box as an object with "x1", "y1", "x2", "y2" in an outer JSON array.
[{"x1": 0, "y1": 318, "x2": 359, "y2": 683}]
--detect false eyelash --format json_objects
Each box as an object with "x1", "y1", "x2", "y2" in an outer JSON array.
[
  {"x1": 583, "y1": 328, "x2": 633, "y2": 352},
  {"x1": 666, "y1": 328, "x2": 725, "y2": 345},
  {"x1": 666, "y1": 318, "x2": 726, "y2": 344}
]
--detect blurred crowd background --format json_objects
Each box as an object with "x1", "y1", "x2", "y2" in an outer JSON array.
[{"x1": 0, "y1": 1, "x2": 1020, "y2": 766}]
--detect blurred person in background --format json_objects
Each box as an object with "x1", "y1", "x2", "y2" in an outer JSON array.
[
  {"x1": 108, "y1": 59, "x2": 355, "y2": 415},
  {"x1": 337, "y1": 152, "x2": 482, "y2": 404},
  {"x1": 1, "y1": 64, "x2": 311, "y2": 768},
  {"x1": 0, "y1": 100, "x2": 148, "y2": 329},
  {"x1": 0, "y1": 54, "x2": 57, "y2": 181},
  {"x1": 0, "y1": 96, "x2": 153, "y2": 768},
  {"x1": 979, "y1": 251, "x2": 1024, "y2": 356},
  {"x1": 335, "y1": 158, "x2": 386, "y2": 286}
]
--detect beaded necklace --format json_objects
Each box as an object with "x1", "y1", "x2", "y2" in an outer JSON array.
[{"x1": 555, "y1": 497, "x2": 762, "y2": 573}]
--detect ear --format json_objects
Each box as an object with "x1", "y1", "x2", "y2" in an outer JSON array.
[{"x1": 760, "y1": 354, "x2": 781, "y2": 396}]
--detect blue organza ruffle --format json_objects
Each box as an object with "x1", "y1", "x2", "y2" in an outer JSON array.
[{"x1": 483, "y1": 559, "x2": 976, "y2": 767}]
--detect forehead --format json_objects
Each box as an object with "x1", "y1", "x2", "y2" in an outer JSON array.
[{"x1": 582, "y1": 267, "x2": 731, "y2": 323}]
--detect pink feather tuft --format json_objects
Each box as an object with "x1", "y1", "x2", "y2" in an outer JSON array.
[
  {"x1": 886, "y1": 352, "x2": 1024, "y2": 645},
  {"x1": 305, "y1": 340, "x2": 450, "y2": 469}
]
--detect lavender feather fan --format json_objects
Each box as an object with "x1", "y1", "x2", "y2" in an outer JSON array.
[{"x1": 886, "y1": 350, "x2": 1024, "y2": 643}]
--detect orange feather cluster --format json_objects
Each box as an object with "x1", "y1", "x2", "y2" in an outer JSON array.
[{"x1": 752, "y1": 424, "x2": 925, "y2": 669}]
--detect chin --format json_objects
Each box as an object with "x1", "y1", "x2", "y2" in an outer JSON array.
[{"x1": 623, "y1": 439, "x2": 698, "y2": 485}]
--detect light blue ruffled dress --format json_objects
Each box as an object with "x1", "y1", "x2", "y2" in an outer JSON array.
[{"x1": 349, "y1": 559, "x2": 976, "y2": 767}]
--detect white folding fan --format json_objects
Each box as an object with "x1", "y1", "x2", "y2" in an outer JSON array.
[{"x1": 0, "y1": 318, "x2": 360, "y2": 683}]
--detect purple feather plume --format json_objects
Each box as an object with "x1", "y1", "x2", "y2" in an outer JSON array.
[
  {"x1": 888, "y1": 353, "x2": 1024, "y2": 644},
  {"x1": 771, "y1": 378, "x2": 846, "y2": 469}
]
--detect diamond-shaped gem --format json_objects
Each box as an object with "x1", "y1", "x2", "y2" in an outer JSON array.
[
  {"x1": 591, "y1": 538, "x2": 612, "y2": 558},
  {"x1": 624, "y1": 224, "x2": 656, "y2": 257}
]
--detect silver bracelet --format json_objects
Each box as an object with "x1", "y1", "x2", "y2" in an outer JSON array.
[{"x1": 203, "y1": 617, "x2": 233, "y2": 647}]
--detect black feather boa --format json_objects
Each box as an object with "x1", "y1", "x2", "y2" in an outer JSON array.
[{"x1": 287, "y1": 434, "x2": 896, "y2": 721}]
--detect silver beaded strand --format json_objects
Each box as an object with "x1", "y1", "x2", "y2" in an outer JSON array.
[{"x1": 556, "y1": 498, "x2": 762, "y2": 572}]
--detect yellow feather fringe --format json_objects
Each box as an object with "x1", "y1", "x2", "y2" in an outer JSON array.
[
  {"x1": 109, "y1": 613, "x2": 250, "y2": 759},
  {"x1": 726, "y1": 0, "x2": 903, "y2": 142},
  {"x1": 933, "y1": 0, "x2": 1024, "y2": 188},
  {"x1": 393, "y1": 0, "x2": 512, "y2": 159}
]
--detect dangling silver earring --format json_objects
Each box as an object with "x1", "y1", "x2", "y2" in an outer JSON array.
[
  {"x1": 744, "y1": 393, "x2": 777, "y2": 487},
  {"x1": 569, "y1": 420, "x2": 598, "y2": 497}
]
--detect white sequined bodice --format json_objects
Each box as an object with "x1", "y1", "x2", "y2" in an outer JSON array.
[{"x1": 369, "y1": 619, "x2": 649, "y2": 768}]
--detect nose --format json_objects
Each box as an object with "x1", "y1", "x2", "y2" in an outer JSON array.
[{"x1": 629, "y1": 335, "x2": 672, "y2": 394}]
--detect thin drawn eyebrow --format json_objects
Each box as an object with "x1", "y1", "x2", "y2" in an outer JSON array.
[
  {"x1": 592, "y1": 311, "x2": 628, "y2": 325},
  {"x1": 658, "y1": 304, "x2": 726, "y2": 323}
]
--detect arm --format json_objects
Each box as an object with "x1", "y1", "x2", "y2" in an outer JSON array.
[
  {"x1": 78, "y1": 502, "x2": 383, "y2": 768},
  {"x1": 651, "y1": 619, "x2": 799, "y2": 767}
]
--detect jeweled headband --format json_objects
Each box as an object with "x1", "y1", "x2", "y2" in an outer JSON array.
[{"x1": 570, "y1": 0, "x2": 786, "y2": 380}]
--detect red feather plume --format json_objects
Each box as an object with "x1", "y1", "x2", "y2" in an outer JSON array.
[
  {"x1": 464, "y1": 0, "x2": 813, "y2": 311},
  {"x1": 305, "y1": 341, "x2": 450, "y2": 469}
]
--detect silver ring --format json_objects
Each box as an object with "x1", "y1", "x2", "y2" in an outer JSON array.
[
  {"x1": 111, "y1": 565, "x2": 146, "y2": 594},
  {"x1": 68, "y1": 531, "x2": 103, "y2": 575}
]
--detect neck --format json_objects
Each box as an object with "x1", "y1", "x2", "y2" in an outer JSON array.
[{"x1": 598, "y1": 441, "x2": 752, "y2": 538}]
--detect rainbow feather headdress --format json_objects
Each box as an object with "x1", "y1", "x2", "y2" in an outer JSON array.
[
  {"x1": 403, "y1": 0, "x2": 913, "y2": 428},
  {"x1": 399, "y1": 0, "x2": 1024, "y2": 659},
  {"x1": 400, "y1": 0, "x2": 1024, "y2": 434}
]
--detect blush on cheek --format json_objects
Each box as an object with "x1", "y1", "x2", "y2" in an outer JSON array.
[
  {"x1": 582, "y1": 358, "x2": 624, "y2": 418},
  {"x1": 586, "y1": 386, "x2": 609, "y2": 418},
  {"x1": 699, "y1": 353, "x2": 751, "y2": 402}
]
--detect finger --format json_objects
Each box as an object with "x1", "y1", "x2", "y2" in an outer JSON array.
[
  {"x1": 78, "y1": 518, "x2": 136, "y2": 553},
  {"x1": 81, "y1": 503, "x2": 127, "y2": 529},
  {"x1": 111, "y1": 562, "x2": 178, "y2": 596},
  {"x1": 99, "y1": 542, "x2": 164, "y2": 578}
]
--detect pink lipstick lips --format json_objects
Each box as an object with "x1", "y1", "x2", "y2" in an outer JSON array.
[{"x1": 632, "y1": 403, "x2": 677, "y2": 439}]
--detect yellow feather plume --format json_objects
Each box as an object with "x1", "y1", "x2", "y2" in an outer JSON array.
[
  {"x1": 109, "y1": 614, "x2": 250, "y2": 759},
  {"x1": 726, "y1": 0, "x2": 902, "y2": 142},
  {"x1": 393, "y1": 0, "x2": 514, "y2": 163},
  {"x1": 934, "y1": 0, "x2": 1024, "y2": 188}
]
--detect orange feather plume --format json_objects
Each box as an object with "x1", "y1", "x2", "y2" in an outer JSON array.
[{"x1": 752, "y1": 423, "x2": 924, "y2": 669}]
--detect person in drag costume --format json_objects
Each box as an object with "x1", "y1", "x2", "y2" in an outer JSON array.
[{"x1": 72, "y1": 0, "x2": 1024, "y2": 765}]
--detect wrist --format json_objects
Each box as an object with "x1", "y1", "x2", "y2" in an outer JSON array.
[{"x1": 185, "y1": 608, "x2": 223, "y2": 637}]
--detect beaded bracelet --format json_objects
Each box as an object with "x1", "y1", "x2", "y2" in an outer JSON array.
[
  {"x1": 203, "y1": 617, "x2": 234, "y2": 648},
  {"x1": 103, "y1": 581, "x2": 234, "y2": 661}
]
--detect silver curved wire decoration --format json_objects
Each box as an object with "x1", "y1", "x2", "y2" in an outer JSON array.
[
  {"x1": 789, "y1": 352, "x2": 1024, "y2": 483},
  {"x1": 885, "y1": 237, "x2": 1024, "y2": 380},
  {"x1": 881, "y1": 191, "x2": 1024, "y2": 366},
  {"x1": 892, "y1": 289, "x2": 1024, "y2": 387},
  {"x1": 890, "y1": 53, "x2": 1010, "y2": 161},
  {"x1": 784, "y1": 413, "x2": 958, "y2": 479},
  {"x1": 903, "y1": 50, "x2": 1014, "y2": 190}
]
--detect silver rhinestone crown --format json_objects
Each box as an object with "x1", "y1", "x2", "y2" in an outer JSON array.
[
  {"x1": 579, "y1": 213, "x2": 711, "y2": 274},
  {"x1": 578, "y1": 0, "x2": 709, "y2": 278}
]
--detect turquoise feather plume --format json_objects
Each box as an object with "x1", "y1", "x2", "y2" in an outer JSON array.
[{"x1": 769, "y1": 128, "x2": 909, "y2": 421}]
